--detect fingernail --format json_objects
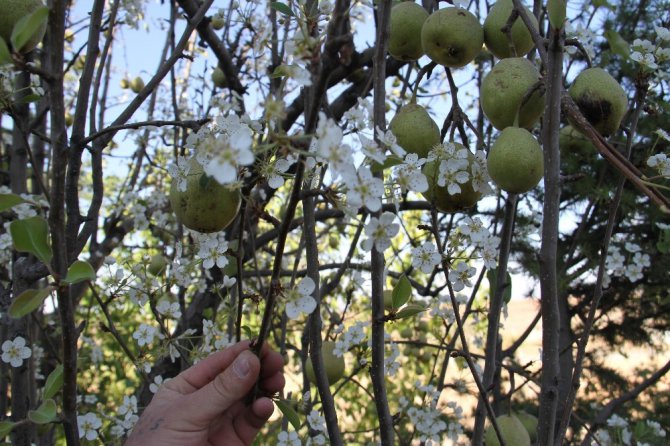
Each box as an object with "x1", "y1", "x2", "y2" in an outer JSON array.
[{"x1": 233, "y1": 354, "x2": 250, "y2": 378}]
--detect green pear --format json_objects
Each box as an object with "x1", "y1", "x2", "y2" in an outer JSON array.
[
  {"x1": 147, "y1": 254, "x2": 168, "y2": 276},
  {"x1": 484, "y1": 414, "x2": 531, "y2": 446},
  {"x1": 305, "y1": 341, "x2": 345, "y2": 386},
  {"x1": 515, "y1": 411, "x2": 538, "y2": 443},
  {"x1": 169, "y1": 158, "x2": 241, "y2": 233},
  {"x1": 487, "y1": 127, "x2": 543, "y2": 194},
  {"x1": 130, "y1": 76, "x2": 145, "y2": 93},
  {"x1": 422, "y1": 145, "x2": 482, "y2": 212},
  {"x1": 480, "y1": 57, "x2": 544, "y2": 130},
  {"x1": 569, "y1": 67, "x2": 628, "y2": 136},
  {"x1": 389, "y1": 2, "x2": 429, "y2": 61},
  {"x1": 211, "y1": 67, "x2": 227, "y2": 88},
  {"x1": 389, "y1": 103, "x2": 440, "y2": 158},
  {"x1": 483, "y1": 0, "x2": 538, "y2": 58},
  {"x1": 421, "y1": 7, "x2": 484, "y2": 68}
]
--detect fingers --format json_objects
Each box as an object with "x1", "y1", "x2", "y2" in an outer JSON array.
[
  {"x1": 232, "y1": 397, "x2": 275, "y2": 445},
  {"x1": 166, "y1": 340, "x2": 252, "y2": 394},
  {"x1": 181, "y1": 350, "x2": 261, "y2": 427}
]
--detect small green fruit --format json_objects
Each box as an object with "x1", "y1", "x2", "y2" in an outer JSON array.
[
  {"x1": 211, "y1": 15, "x2": 225, "y2": 30},
  {"x1": 305, "y1": 341, "x2": 345, "y2": 386},
  {"x1": 211, "y1": 67, "x2": 227, "y2": 88},
  {"x1": 169, "y1": 158, "x2": 242, "y2": 233},
  {"x1": 422, "y1": 145, "x2": 483, "y2": 213},
  {"x1": 421, "y1": 7, "x2": 483, "y2": 67},
  {"x1": 389, "y1": 103, "x2": 440, "y2": 158},
  {"x1": 130, "y1": 76, "x2": 144, "y2": 94},
  {"x1": 569, "y1": 67, "x2": 627, "y2": 136},
  {"x1": 0, "y1": 0, "x2": 47, "y2": 53},
  {"x1": 483, "y1": 0, "x2": 538, "y2": 59},
  {"x1": 389, "y1": 2, "x2": 428, "y2": 61},
  {"x1": 64, "y1": 113, "x2": 74, "y2": 127},
  {"x1": 120, "y1": 78, "x2": 130, "y2": 89},
  {"x1": 484, "y1": 414, "x2": 531, "y2": 446},
  {"x1": 147, "y1": 254, "x2": 168, "y2": 276},
  {"x1": 487, "y1": 127, "x2": 543, "y2": 194},
  {"x1": 515, "y1": 411, "x2": 538, "y2": 443},
  {"x1": 480, "y1": 57, "x2": 544, "y2": 130}
]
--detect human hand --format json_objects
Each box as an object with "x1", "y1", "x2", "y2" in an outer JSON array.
[{"x1": 126, "y1": 340, "x2": 285, "y2": 446}]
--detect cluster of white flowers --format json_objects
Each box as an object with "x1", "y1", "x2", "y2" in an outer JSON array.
[
  {"x1": 77, "y1": 412, "x2": 102, "y2": 441},
  {"x1": 592, "y1": 415, "x2": 667, "y2": 446},
  {"x1": 200, "y1": 319, "x2": 233, "y2": 355},
  {"x1": 604, "y1": 242, "x2": 651, "y2": 286},
  {"x1": 1, "y1": 336, "x2": 32, "y2": 368},
  {"x1": 284, "y1": 277, "x2": 318, "y2": 320},
  {"x1": 306, "y1": 410, "x2": 328, "y2": 445},
  {"x1": 111, "y1": 395, "x2": 139, "y2": 438},
  {"x1": 393, "y1": 153, "x2": 428, "y2": 194},
  {"x1": 360, "y1": 212, "x2": 399, "y2": 252},
  {"x1": 448, "y1": 262, "x2": 477, "y2": 292},
  {"x1": 132, "y1": 323, "x2": 159, "y2": 347},
  {"x1": 259, "y1": 154, "x2": 296, "y2": 189},
  {"x1": 402, "y1": 382, "x2": 448, "y2": 445},
  {"x1": 277, "y1": 430, "x2": 301, "y2": 446},
  {"x1": 156, "y1": 297, "x2": 182, "y2": 320},
  {"x1": 566, "y1": 22, "x2": 598, "y2": 60},
  {"x1": 411, "y1": 241, "x2": 442, "y2": 274},
  {"x1": 382, "y1": 334, "x2": 401, "y2": 376},
  {"x1": 195, "y1": 231, "x2": 230, "y2": 269},
  {"x1": 629, "y1": 26, "x2": 670, "y2": 72},
  {"x1": 647, "y1": 129, "x2": 670, "y2": 177},
  {"x1": 333, "y1": 320, "x2": 369, "y2": 357},
  {"x1": 343, "y1": 98, "x2": 373, "y2": 131},
  {"x1": 457, "y1": 216, "x2": 500, "y2": 270}
]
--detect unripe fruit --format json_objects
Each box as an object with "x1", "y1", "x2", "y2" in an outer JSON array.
[
  {"x1": 487, "y1": 127, "x2": 543, "y2": 194},
  {"x1": 0, "y1": 0, "x2": 47, "y2": 53},
  {"x1": 483, "y1": 0, "x2": 538, "y2": 59},
  {"x1": 484, "y1": 414, "x2": 531, "y2": 446},
  {"x1": 120, "y1": 78, "x2": 130, "y2": 89},
  {"x1": 389, "y1": 104, "x2": 440, "y2": 158},
  {"x1": 169, "y1": 158, "x2": 242, "y2": 233},
  {"x1": 305, "y1": 341, "x2": 345, "y2": 386},
  {"x1": 147, "y1": 254, "x2": 168, "y2": 276},
  {"x1": 421, "y1": 7, "x2": 483, "y2": 68},
  {"x1": 211, "y1": 15, "x2": 225, "y2": 30},
  {"x1": 569, "y1": 67, "x2": 627, "y2": 136},
  {"x1": 515, "y1": 411, "x2": 538, "y2": 443},
  {"x1": 64, "y1": 113, "x2": 74, "y2": 127},
  {"x1": 422, "y1": 146, "x2": 482, "y2": 213},
  {"x1": 480, "y1": 57, "x2": 544, "y2": 130},
  {"x1": 559, "y1": 125, "x2": 595, "y2": 155},
  {"x1": 389, "y1": 2, "x2": 428, "y2": 61},
  {"x1": 211, "y1": 67, "x2": 227, "y2": 88},
  {"x1": 130, "y1": 76, "x2": 144, "y2": 93}
]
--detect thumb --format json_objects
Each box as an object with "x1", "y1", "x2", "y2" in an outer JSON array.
[{"x1": 181, "y1": 350, "x2": 260, "y2": 426}]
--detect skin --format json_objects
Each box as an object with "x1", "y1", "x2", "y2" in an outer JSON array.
[{"x1": 125, "y1": 341, "x2": 285, "y2": 446}]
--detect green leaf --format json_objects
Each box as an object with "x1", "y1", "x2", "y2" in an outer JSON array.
[
  {"x1": 10, "y1": 6, "x2": 49, "y2": 52},
  {"x1": 63, "y1": 260, "x2": 96, "y2": 285},
  {"x1": 395, "y1": 304, "x2": 426, "y2": 320},
  {"x1": 0, "y1": 421, "x2": 15, "y2": 438},
  {"x1": 592, "y1": 0, "x2": 615, "y2": 10},
  {"x1": 271, "y1": 64, "x2": 290, "y2": 78},
  {"x1": 0, "y1": 37, "x2": 11, "y2": 65},
  {"x1": 604, "y1": 30, "x2": 630, "y2": 58},
  {"x1": 28, "y1": 399, "x2": 57, "y2": 424},
  {"x1": 275, "y1": 399, "x2": 301, "y2": 431},
  {"x1": 392, "y1": 274, "x2": 412, "y2": 308},
  {"x1": 0, "y1": 193, "x2": 25, "y2": 212},
  {"x1": 8, "y1": 287, "x2": 54, "y2": 318},
  {"x1": 271, "y1": 2, "x2": 295, "y2": 18},
  {"x1": 17, "y1": 93, "x2": 42, "y2": 104},
  {"x1": 488, "y1": 270, "x2": 512, "y2": 304},
  {"x1": 547, "y1": 0, "x2": 567, "y2": 29},
  {"x1": 43, "y1": 365, "x2": 64, "y2": 400},
  {"x1": 9, "y1": 216, "x2": 52, "y2": 265}
]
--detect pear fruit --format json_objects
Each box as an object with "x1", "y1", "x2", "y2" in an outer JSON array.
[
  {"x1": 484, "y1": 414, "x2": 531, "y2": 446},
  {"x1": 422, "y1": 145, "x2": 482, "y2": 212},
  {"x1": 569, "y1": 67, "x2": 627, "y2": 136},
  {"x1": 211, "y1": 67, "x2": 227, "y2": 88},
  {"x1": 130, "y1": 76, "x2": 145, "y2": 93},
  {"x1": 484, "y1": 0, "x2": 538, "y2": 58},
  {"x1": 487, "y1": 127, "x2": 543, "y2": 194},
  {"x1": 389, "y1": 104, "x2": 440, "y2": 158},
  {"x1": 389, "y1": 2, "x2": 429, "y2": 61},
  {"x1": 480, "y1": 57, "x2": 544, "y2": 130},
  {"x1": 147, "y1": 254, "x2": 168, "y2": 276},
  {"x1": 305, "y1": 341, "x2": 345, "y2": 386},
  {"x1": 0, "y1": 0, "x2": 47, "y2": 53},
  {"x1": 421, "y1": 7, "x2": 484, "y2": 68},
  {"x1": 169, "y1": 157, "x2": 241, "y2": 233},
  {"x1": 515, "y1": 411, "x2": 538, "y2": 443}
]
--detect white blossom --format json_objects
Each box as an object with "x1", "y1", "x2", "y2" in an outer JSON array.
[
  {"x1": 448, "y1": 262, "x2": 477, "y2": 291},
  {"x1": 411, "y1": 242, "x2": 441, "y2": 273},
  {"x1": 285, "y1": 277, "x2": 317, "y2": 320},
  {"x1": 346, "y1": 166, "x2": 385, "y2": 212},
  {"x1": 77, "y1": 413, "x2": 102, "y2": 441},
  {"x1": 278, "y1": 430, "x2": 301, "y2": 446},
  {"x1": 132, "y1": 323, "x2": 157, "y2": 347},
  {"x1": 360, "y1": 212, "x2": 399, "y2": 252},
  {"x1": 1, "y1": 337, "x2": 32, "y2": 368}
]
